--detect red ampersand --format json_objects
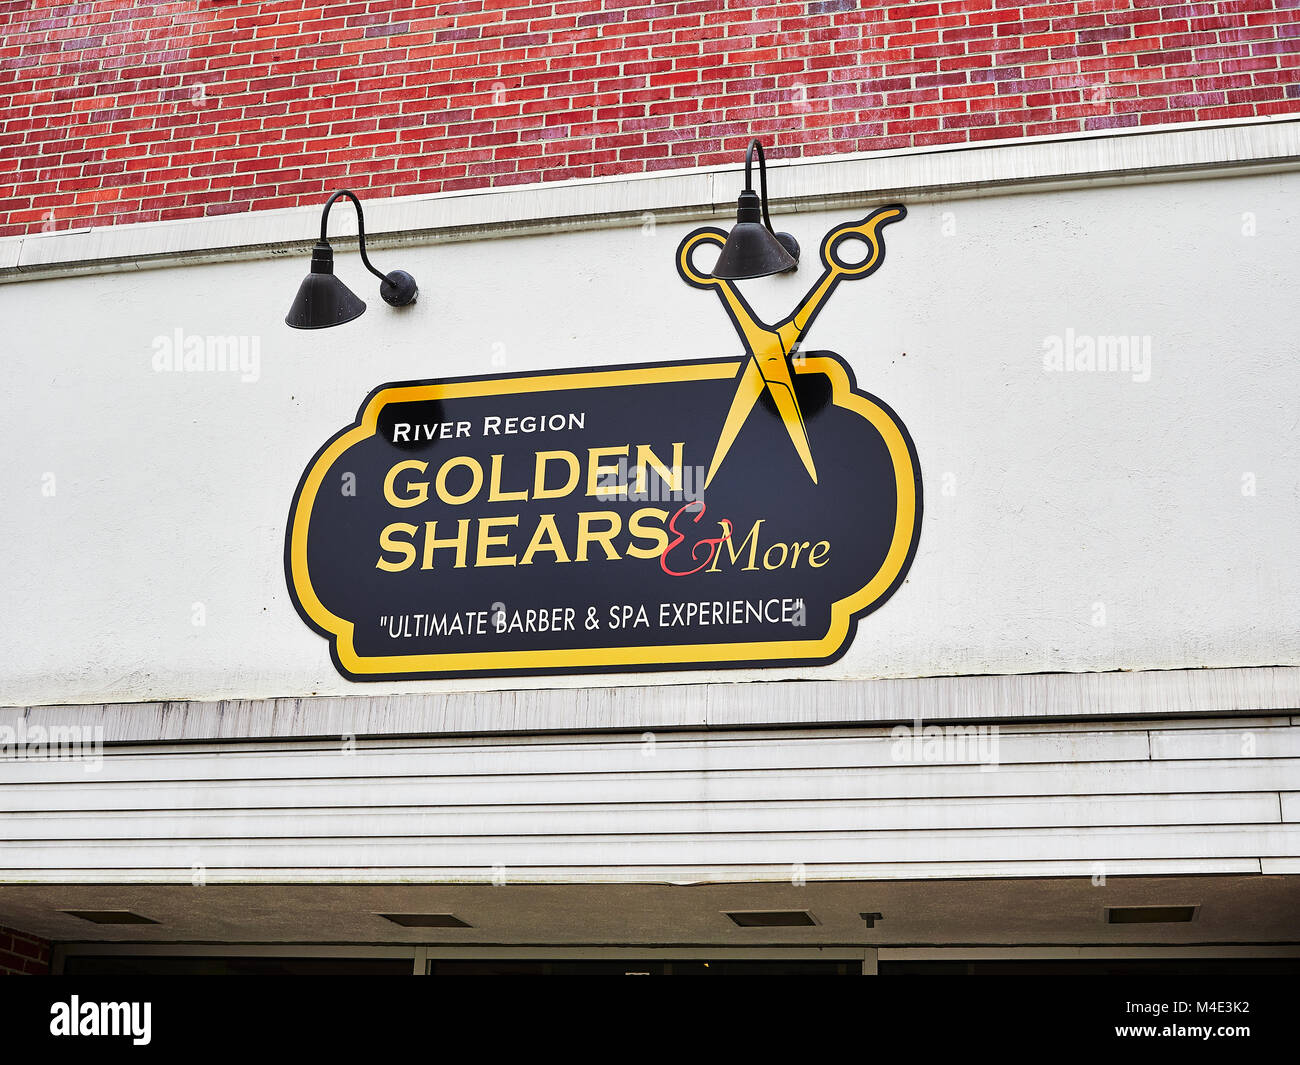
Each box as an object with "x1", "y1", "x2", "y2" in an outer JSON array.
[{"x1": 660, "y1": 501, "x2": 733, "y2": 577}]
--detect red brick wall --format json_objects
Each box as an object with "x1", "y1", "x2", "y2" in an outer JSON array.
[
  {"x1": 1, "y1": 0, "x2": 1297, "y2": 237},
  {"x1": 0, "y1": 925, "x2": 51, "y2": 975}
]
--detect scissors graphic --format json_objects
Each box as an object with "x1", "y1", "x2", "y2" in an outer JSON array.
[{"x1": 676, "y1": 204, "x2": 906, "y2": 488}]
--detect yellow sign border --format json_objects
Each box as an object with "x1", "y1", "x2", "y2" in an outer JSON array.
[{"x1": 287, "y1": 356, "x2": 919, "y2": 677}]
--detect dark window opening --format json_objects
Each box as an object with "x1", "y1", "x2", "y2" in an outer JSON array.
[{"x1": 61, "y1": 956, "x2": 412, "y2": 976}]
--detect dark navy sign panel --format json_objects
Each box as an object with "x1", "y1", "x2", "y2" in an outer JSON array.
[{"x1": 284, "y1": 354, "x2": 921, "y2": 680}]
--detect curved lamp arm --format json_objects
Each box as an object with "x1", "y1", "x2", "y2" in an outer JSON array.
[
  {"x1": 313, "y1": 188, "x2": 418, "y2": 309},
  {"x1": 742, "y1": 140, "x2": 776, "y2": 235},
  {"x1": 319, "y1": 189, "x2": 392, "y2": 287}
]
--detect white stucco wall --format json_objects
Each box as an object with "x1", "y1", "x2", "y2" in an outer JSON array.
[{"x1": 2, "y1": 143, "x2": 1298, "y2": 706}]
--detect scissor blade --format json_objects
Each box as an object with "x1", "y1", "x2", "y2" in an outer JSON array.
[
  {"x1": 758, "y1": 354, "x2": 818, "y2": 485},
  {"x1": 704, "y1": 358, "x2": 765, "y2": 488}
]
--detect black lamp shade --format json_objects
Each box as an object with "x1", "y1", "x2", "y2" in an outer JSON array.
[
  {"x1": 285, "y1": 241, "x2": 367, "y2": 329},
  {"x1": 712, "y1": 189, "x2": 799, "y2": 279}
]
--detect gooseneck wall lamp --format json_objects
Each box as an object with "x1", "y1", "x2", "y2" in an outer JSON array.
[
  {"x1": 285, "y1": 189, "x2": 418, "y2": 329},
  {"x1": 711, "y1": 139, "x2": 801, "y2": 280}
]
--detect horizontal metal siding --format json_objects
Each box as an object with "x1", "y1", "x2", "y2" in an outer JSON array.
[
  {"x1": 0, "y1": 794, "x2": 1280, "y2": 838},
  {"x1": 0, "y1": 718, "x2": 1296, "y2": 883}
]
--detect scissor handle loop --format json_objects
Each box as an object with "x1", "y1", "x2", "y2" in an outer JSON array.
[
  {"x1": 676, "y1": 227, "x2": 731, "y2": 290},
  {"x1": 820, "y1": 205, "x2": 907, "y2": 279}
]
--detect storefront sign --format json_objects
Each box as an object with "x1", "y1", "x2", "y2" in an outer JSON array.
[{"x1": 286, "y1": 206, "x2": 921, "y2": 679}]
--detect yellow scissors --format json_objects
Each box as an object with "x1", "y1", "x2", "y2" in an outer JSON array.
[{"x1": 677, "y1": 204, "x2": 906, "y2": 488}]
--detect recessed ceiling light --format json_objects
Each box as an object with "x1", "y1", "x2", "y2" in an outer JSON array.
[
  {"x1": 378, "y1": 913, "x2": 472, "y2": 928},
  {"x1": 63, "y1": 910, "x2": 159, "y2": 925},
  {"x1": 724, "y1": 910, "x2": 817, "y2": 928},
  {"x1": 1106, "y1": 906, "x2": 1197, "y2": 924}
]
